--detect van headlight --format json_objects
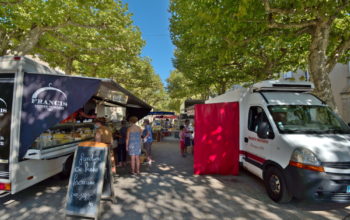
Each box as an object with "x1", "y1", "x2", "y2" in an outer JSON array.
[{"x1": 290, "y1": 148, "x2": 321, "y2": 166}]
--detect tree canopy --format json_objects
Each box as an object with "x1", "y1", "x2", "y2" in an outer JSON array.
[
  {"x1": 0, "y1": 0, "x2": 166, "y2": 109},
  {"x1": 165, "y1": 69, "x2": 205, "y2": 112},
  {"x1": 170, "y1": 0, "x2": 350, "y2": 108}
]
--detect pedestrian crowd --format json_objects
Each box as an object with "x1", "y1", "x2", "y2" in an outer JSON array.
[
  {"x1": 93, "y1": 116, "x2": 194, "y2": 175},
  {"x1": 93, "y1": 116, "x2": 153, "y2": 175}
]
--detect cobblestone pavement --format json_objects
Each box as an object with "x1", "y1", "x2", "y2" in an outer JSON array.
[{"x1": 1, "y1": 136, "x2": 350, "y2": 220}]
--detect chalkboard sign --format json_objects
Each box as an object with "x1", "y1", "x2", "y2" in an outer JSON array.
[{"x1": 65, "y1": 142, "x2": 110, "y2": 219}]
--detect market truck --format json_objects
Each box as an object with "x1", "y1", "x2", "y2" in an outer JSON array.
[
  {"x1": 0, "y1": 56, "x2": 151, "y2": 196},
  {"x1": 200, "y1": 80, "x2": 350, "y2": 203}
]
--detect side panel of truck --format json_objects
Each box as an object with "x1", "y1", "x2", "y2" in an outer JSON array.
[
  {"x1": 11, "y1": 156, "x2": 69, "y2": 193},
  {"x1": 2, "y1": 68, "x2": 71, "y2": 194},
  {"x1": 241, "y1": 93, "x2": 282, "y2": 178},
  {"x1": 241, "y1": 93, "x2": 265, "y2": 178}
]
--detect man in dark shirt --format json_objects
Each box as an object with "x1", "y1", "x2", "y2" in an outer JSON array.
[{"x1": 117, "y1": 120, "x2": 128, "y2": 167}]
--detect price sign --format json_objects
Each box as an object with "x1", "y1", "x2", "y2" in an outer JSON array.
[{"x1": 65, "y1": 142, "x2": 111, "y2": 219}]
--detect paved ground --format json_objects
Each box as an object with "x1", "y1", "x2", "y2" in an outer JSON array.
[{"x1": 1, "y1": 136, "x2": 350, "y2": 219}]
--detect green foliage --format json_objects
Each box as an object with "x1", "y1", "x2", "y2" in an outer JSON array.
[
  {"x1": 165, "y1": 70, "x2": 192, "y2": 113},
  {"x1": 169, "y1": 0, "x2": 350, "y2": 106},
  {"x1": 165, "y1": 69, "x2": 209, "y2": 113},
  {"x1": 0, "y1": 0, "x2": 168, "y2": 110},
  {"x1": 167, "y1": 70, "x2": 193, "y2": 99},
  {"x1": 170, "y1": 0, "x2": 296, "y2": 95},
  {"x1": 114, "y1": 57, "x2": 167, "y2": 111}
]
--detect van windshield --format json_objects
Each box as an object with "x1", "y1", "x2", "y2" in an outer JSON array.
[{"x1": 268, "y1": 105, "x2": 350, "y2": 134}]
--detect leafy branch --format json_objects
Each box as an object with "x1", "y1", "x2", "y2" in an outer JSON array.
[{"x1": 326, "y1": 37, "x2": 350, "y2": 73}]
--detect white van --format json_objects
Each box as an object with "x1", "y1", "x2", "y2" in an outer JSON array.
[{"x1": 206, "y1": 80, "x2": 350, "y2": 203}]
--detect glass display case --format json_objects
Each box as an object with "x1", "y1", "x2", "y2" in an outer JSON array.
[{"x1": 24, "y1": 122, "x2": 95, "y2": 160}]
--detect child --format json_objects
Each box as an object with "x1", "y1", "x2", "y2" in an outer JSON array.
[{"x1": 179, "y1": 125, "x2": 186, "y2": 157}]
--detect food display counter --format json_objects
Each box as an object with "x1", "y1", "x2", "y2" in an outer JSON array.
[{"x1": 24, "y1": 122, "x2": 95, "y2": 160}]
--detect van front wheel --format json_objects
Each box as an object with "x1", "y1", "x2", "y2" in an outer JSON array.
[{"x1": 264, "y1": 167, "x2": 292, "y2": 203}]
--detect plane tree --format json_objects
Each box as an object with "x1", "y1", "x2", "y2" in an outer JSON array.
[
  {"x1": 0, "y1": 0, "x2": 166, "y2": 109},
  {"x1": 170, "y1": 0, "x2": 350, "y2": 108}
]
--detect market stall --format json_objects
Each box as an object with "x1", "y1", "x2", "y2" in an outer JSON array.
[
  {"x1": 148, "y1": 112, "x2": 178, "y2": 141},
  {"x1": 21, "y1": 74, "x2": 152, "y2": 160},
  {"x1": 0, "y1": 56, "x2": 152, "y2": 194}
]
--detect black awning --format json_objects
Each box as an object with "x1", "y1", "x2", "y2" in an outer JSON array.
[{"x1": 97, "y1": 79, "x2": 152, "y2": 120}]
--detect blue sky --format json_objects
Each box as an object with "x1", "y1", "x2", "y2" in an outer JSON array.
[{"x1": 121, "y1": 0, "x2": 175, "y2": 84}]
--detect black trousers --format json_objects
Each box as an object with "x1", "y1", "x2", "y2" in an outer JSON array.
[{"x1": 116, "y1": 143, "x2": 127, "y2": 163}]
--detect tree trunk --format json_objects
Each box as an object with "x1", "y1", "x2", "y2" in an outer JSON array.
[
  {"x1": 0, "y1": 31, "x2": 10, "y2": 56},
  {"x1": 92, "y1": 65, "x2": 98, "y2": 77},
  {"x1": 308, "y1": 20, "x2": 336, "y2": 110},
  {"x1": 14, "y1": 26, "x2": 43, "y2": 55},
  {"x1": 219, "y1": 82, "x2": 227, "y2": 95},
  {"x1": 65, "y1": 57, "x2": 74, "y2": 75},
  {"x1": 216, "y1": 80, "x2": 227, "y2": 95}
]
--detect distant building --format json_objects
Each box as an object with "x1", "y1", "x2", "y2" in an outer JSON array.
[{"x1": 281, "y1": 62, "x2": 350, "y2": 123}]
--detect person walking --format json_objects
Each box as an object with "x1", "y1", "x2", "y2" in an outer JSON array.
[
  {"x1": 112, "y1": 129, "x2": 120, "y2": 167},
  {"x1": 94, "y1": 117, "x2": 116, "y2": 174},
  {"x1": 117, "y1": 120, "x2": 128, "y2": 167},
  {"x1": 184, "y1": 119, "x2": 193, "y2": 154},
  {"x1": 126, "y1": 116, "x2": 142, "y2": 174},
  {"x1": 191, "y1": 121, "x2": 195, "y2": 155},
  {"x1": 142, "y1": 119, "x2": 153, "y2": 164}
]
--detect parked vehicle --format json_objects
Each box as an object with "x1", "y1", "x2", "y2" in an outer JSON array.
[
  {"x1": 206, "y1": 80, "x2": 350, "y2": 203},
  {"x1": 0, "y1": 56, "x2": 151, "y2": 195}
]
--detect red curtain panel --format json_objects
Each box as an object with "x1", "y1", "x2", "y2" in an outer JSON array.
[{"x1": 194, "y1": 102, "x2": 240, "y2": 175}]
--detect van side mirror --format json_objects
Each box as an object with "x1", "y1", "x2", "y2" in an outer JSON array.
[{"x1": 257, "y1": 122, "x2": 274, "y2": 139}]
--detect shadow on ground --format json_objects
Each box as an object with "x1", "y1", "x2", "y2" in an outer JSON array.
[{"x1": 1, "y1": 137, "x2": 350, "y2": 220}]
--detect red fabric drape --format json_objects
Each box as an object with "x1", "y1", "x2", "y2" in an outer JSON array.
[{"x1": 194, "y1": 102, "x2": 240, "y2": 175}]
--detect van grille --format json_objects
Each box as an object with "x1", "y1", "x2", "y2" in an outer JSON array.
[
  {"x1": 333, "y1": 179, "x2": 350, "y2": 184},
  {"x1": 330, "y1": 193, "x2": 350, "y2": 201},
  {"x1": 322, "y1": 162, "x2": 350, "y2": 169}
]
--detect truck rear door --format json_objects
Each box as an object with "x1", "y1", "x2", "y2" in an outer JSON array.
[{"x1": 0, "y1": 74, "x2": 14, "y2": 187}]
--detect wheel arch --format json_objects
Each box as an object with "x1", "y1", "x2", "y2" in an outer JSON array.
[
  {"x1": 262, "y1": 160, "x2": 285, "y2": 180},
  {"x1": 60, "y1": 153, "x2": 74, "y2": 179}
]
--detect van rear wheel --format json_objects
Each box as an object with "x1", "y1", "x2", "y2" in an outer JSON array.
[{"x1": 264, "y1": 166, "x2": 292, "y2": 203}]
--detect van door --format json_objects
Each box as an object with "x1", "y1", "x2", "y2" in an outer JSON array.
[
  {"x1": 0, "y1": 74, "x2": 14, "y2": 181},
  {"x1": 242, "y1": 106, "x2": 275, "y2": 176}
]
